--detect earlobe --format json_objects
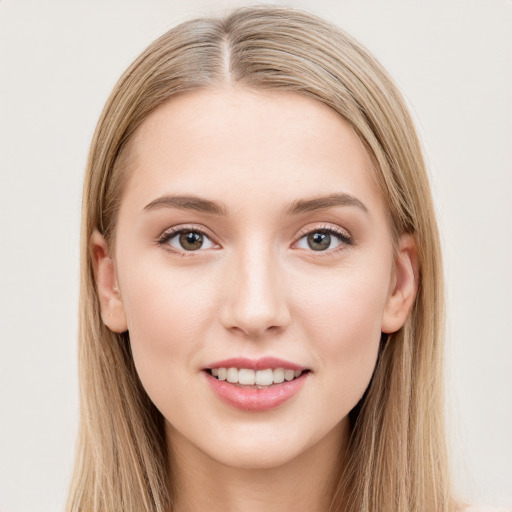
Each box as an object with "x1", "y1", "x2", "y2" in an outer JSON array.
[
  {"x1": 90, "y1": 229, "x2": 128, "y2": 333},
  {"x1": 381, "y1": 233, "x2": 419, "y2": 334}
]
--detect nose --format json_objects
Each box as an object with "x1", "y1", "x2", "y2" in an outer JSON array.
[{"x1": 220, "y1": 244, "x2": 291, "y2": 338}]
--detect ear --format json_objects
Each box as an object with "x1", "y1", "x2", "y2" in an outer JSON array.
[
  {"x1": 90, "y1": 229, "x2": 128, "y2": 333},
  {"x1": 381, "y1": 233, "x2": 419, "y2": 334}
]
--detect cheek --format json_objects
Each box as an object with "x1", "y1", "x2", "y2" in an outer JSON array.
[
  {"x1": 117, "y1": 259, "x2": 219, "y2": 392},
  {"x1": 295, "y1": 264, "x2": 389, "y2": 346},
  {"x1": 122, "y1": 257, "x2": 216, "y2": 336},
  {"x1": 292, "y1": 265, "x2": 390, "y2": 406}
]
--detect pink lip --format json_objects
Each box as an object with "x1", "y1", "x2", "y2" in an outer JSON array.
[
  {"x1": 205, "y1": 357, "x2": 306, "y2": 372},
  {"x1": 204, "y1": 370, "x2": 309, "y2": 412}
]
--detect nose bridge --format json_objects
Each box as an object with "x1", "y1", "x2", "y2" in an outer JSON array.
[{"x1": 221, "y1": 238, "x2": 290, "y2": 337}]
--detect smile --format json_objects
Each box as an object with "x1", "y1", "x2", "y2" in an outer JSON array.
[
  {"x1": 204, "y1": 357, "x2": 310, "y2": 411},
  {"x1": 208, "y1": 367, "x2": 305, "y2": 387}
]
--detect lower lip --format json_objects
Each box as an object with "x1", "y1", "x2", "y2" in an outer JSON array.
[{"x1": 205, "y1": 371, "x2": 309, "y2": 411}]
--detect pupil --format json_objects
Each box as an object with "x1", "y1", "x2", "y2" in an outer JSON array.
[
  {"x1": 180, "y1": 231, "x2": 203, "y2": 250},
  {"x1": 308, "y1": 231, "x2": 330, "y2": 251}
]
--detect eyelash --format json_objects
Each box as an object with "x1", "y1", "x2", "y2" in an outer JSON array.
[
  {"x1": 294, "y1": 225, "x2": 353, "y2": 256},
  {"x1": 156, "y1": 225, "x2": 216, "y2": 256},
  {"x1": 156, "y1": 224, "x2": 352, "y2": 256}
]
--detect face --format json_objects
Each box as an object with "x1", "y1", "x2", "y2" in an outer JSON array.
[{"x1": 93, "y1": 88, "x2": 417, "y2": 470}]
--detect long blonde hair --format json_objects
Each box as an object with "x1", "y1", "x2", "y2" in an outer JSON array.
[{"x1": 68, "y1": 6, "x2": 453, "y2": 512}]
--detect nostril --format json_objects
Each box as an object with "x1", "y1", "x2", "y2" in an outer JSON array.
[{"x1": 227, "y1": 323, "x2": 285, "y2": 338}]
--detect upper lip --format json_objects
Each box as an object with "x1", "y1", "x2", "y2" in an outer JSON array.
[{"x1": 205, "y1": 357, "x2": 308, "y2": 372}]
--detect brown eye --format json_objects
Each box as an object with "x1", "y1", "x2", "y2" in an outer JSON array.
[
  {"x1": 179, "y1": 231, "x2": 204, "y2": 250},
  {"x1": 295, "y1": 227, "x2": 351, "y2": 253},
  {"x1": 307, "y1": 231, "x2": 331, "y2": 251},
  {"x1": 161, "y1": 229, "x2": 216, "y2": 252}
]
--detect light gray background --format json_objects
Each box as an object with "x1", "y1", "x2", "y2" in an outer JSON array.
[{"x1": 0, "y1": 1, "x2": 511, "y2": 510}]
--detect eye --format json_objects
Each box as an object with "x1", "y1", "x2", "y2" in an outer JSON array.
[
  {"x1": 294, "y1": 228, "x2": 351, "y2": 252},
  {"x1": 159, "y1": 228, "x2": 216, "y2": 252}
]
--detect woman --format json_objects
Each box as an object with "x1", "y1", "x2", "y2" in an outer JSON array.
[{"x1": 67, "y1": 5, "x2": 472, "y2": 512}]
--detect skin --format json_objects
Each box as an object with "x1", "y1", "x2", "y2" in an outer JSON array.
[{"x1": 92, "y1": 88, "x2": 418, "y2": 512}]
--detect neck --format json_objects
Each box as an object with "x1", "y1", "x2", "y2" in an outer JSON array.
[{"x1": 166, "y1": 420, "x2": 349, "y2": 512}]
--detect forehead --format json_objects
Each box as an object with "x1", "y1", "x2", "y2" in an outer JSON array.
[{"x1": 121, "y1": 87, "x2": 385, "y2": 217}]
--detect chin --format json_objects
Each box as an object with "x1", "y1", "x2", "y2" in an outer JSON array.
[
  {"x1": 206, "y1": 438, "x2": 309, "y2": 470},
  {"x1": 198, "y1": 417, "x2": 346, "y2": 472}
]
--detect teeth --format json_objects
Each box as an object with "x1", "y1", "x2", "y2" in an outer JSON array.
[
  {"x1": 284, "y1": 369, "x2": 295, "y2": 381},
  {"x1": 255, "y1": 369, "x2": 273, "y2": 386},
  {"x1": 238, "y1": 369, "x2": 255, "y2": 385},
  {"x1": 209, "y1": 367, "x2": 304, "y2": 386},
  {"x1": 226, "y1": 367, "x2": 238, "y2": 383},
  {"x1": 273, "y1": 368, "x2": 285, "y2": 383}
]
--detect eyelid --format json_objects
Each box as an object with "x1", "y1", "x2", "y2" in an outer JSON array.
[{"x1": 294, "y1": 223, "x2": 351, "y2": 241}]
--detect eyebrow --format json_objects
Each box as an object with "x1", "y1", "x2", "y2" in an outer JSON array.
[
  {"x1": 284, "y1": 193, "x2": 368, "y2": 215},
  {"x1": 143, "y1": 195, "x2": 228, "y2": 215},
  {"x1": 143, "y1": 192, "x2": 368, "y2": 216}
]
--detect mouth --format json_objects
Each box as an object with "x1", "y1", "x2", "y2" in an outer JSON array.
[
  {"x1": 203, "y1": 357, "x2": 311, "y2": 411},
  {"x1": 205, "y1": 367, "x2": 309, "y2": 388}
]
